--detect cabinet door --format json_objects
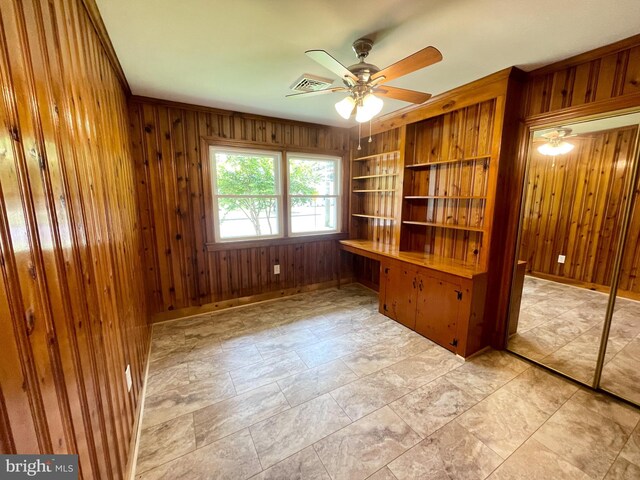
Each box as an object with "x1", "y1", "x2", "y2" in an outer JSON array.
[
  {"x1": 382, "y1": 264, "x2": 417, "y2": 330},
  {"x1": 415, "y1": 275, "x2": 460, "y2": 352}
]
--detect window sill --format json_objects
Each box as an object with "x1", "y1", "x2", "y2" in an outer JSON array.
[{"x1": 206, "y1": 232, "x2": 349, "y2": 251}]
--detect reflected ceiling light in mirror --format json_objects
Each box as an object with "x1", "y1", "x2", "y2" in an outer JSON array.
[
  {"x1": 536, "y1": 128, "x2": 575, "y2": 156},
  {"x1": 537, "y1": 140, "x2": 575, "y2": 156}
]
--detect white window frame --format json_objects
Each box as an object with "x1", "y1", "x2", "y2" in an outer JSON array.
[
  {"x1": 286, "y1": 153, "x2": 341, "y2": 237},
  {"x1": 210, "y1": 146, "x2": 284, "y2": 242}
]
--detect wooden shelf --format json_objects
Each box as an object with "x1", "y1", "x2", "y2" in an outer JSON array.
[
  {"x1": 353, "y1": 189, "x2": 396, "y2": 193},
  {"x1": 405, "y1": 155, "x2": 491, "y2": 169},
  {"x1": 402, "y1": 221, "x2": 485, "y2": 233},
  {"x1": 352, "y1": 173, "x2": 398, "y2": 180},
  {"x1": 352, "y1": 214, "x2": 396, "y2": 220},
  {"x1": 404, "y1": 196, "x2": 487, "y2": 200},
  {"x1": 353, "y1": 150, "x2": 401, "y2": 162}
]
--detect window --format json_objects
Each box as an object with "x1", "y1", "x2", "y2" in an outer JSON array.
[
  {"x1": 210, "y1": 146, "x2": 341, "y2": 242},
  {"x1": 211, "y1": 147, "x2": 282, "y2": 241},
  {"x1": 287, "y1": 154, "x2": 340, "y2": 235}
]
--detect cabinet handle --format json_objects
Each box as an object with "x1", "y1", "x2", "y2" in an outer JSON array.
[
  {"x1": 412, "y1": 278, "x2": 416, "y2": 289},
  {"x1": 419, "y1": 279, "x2": 423, "y2": 291}
]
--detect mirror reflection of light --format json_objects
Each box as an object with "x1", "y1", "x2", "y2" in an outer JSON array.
[{"x1": 537, "y1": 141, "x2": 574, "y2": 156}]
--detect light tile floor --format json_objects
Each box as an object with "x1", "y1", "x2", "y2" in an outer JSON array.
[
  {"x1": 508, "y1": 276, "x2": 640, "y2": 404},
  {"x1": 135, "y1": 283, "x2": 640, "y2": 480}
]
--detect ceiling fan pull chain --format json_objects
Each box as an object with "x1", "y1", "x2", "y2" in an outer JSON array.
[
  {"x1": 368, "y1": 119, "x2": 373, "y2": 143},
  {"x1": 358, "y1": 123, "x2": 362, "y2": 150}
]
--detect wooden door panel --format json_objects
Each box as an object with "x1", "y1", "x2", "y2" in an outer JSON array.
[
  {"x1": 382, "y1": 264, "x2": 417, "y2": 329},
  {"x1": 415, "y1": 275, "x2": 460, "y2": 352}
]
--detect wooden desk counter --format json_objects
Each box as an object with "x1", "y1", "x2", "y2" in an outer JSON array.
[{"x1": 339, "y1": 239, "x2": 486, "y2": 279}]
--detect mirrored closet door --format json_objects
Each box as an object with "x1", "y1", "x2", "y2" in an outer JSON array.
[
  {"x1": 600, "y1": 171, "x2": 640, "y2": 405},
  {"x1": 507, "y1": 110, "x2": 640, "y2": 405}
]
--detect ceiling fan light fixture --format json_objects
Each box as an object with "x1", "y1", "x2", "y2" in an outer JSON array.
[
  {"x1": 537, "y1": 141, "x2": 575, "y2": 156},
  {"x1": 335, "y1": 95, "x2": 356, "y2": 119},
  {"x1": 355, "y1": 93, "x2": 383, "y2": 123}
]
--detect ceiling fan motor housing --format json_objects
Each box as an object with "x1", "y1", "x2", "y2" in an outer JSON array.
[
  {"x1": 352, "y1": 38, "x2": 374, "y2": 59},
  {"x1": 347, "y1": 38, "x2": 380, "y2": 86}
]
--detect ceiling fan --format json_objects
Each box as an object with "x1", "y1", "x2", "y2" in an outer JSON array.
[{"x1": 287, "y1": 38, "x2": 442, "y2": 123}]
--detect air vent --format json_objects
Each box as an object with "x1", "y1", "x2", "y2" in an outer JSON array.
[{"x1": 290, "y1": 74, "x2": 334, "y2": 92}]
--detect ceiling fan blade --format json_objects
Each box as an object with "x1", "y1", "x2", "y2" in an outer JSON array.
[
  {"x1": 371, "y1": 46, "x2": 442, "y2": 83},
  {"x1": 305, "y1": 50, "x2": 357, "y2": 83},
  {"x1": 286, "y1": 87, "x2": 348, "y2": 98},
  {"x1": 375, "y1": 85, "x2": 431, "y2": 104}
]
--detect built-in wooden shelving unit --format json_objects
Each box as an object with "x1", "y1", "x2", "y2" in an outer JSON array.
[
  {"x1": 350, "y1": 146, "x2": 403, "y2": 245},
  {"x1": 347, "y1": 98, "x2": 497, "y2": 266},
  {"x1": 398, "y1": 99, "x2": 496, "y2": 268},
  {"x1": 342, "y1": 70, "x2": 519, "y2": 357}
]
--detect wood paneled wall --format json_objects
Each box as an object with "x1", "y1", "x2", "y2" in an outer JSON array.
[
  {"x1": 0, "y1": 1, "x2": 149, "y2": 479},
  {"x1": 524, "y1": 35, "x2": 640, "y2": 119},
  {"x1": 128, "y1": 98, "x2": 350, "y2": 315},
  {"x1": 520, "y1": 126, "x2": 639, "y2": 293}
]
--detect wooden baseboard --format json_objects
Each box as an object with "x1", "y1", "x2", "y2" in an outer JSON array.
[
  {"x1": 528, "y1": 272, "x2": 640, "y2": 301},
  {"x1": 125, "y1": 333, "x2": 153, "y2": 479},
  {"x1": 151, "y1": 278, "x2": 354, "y2": 324}
]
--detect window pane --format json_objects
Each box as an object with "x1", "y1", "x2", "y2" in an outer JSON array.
[
  {"x1": 215, "y1": 152, "x2": 277, "y2": 195},
  {"x1": 290, "y1": 197, "x2": 337, "y2": 234},
  {"x1": 289, "y1": 158, "x2": 337, "y2": 195},
  {"x1": 218, "y1": 197, "x2": 279, "y2": 239}
]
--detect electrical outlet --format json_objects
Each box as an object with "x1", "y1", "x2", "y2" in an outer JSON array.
[
  {"x1": 273, "y1": 264, "x2": 280, "y2": 275},
  {"x1": 125, "y1": 364, "x2": 132, "y2": 392},
  {"x1": 558, "y1": 254, "x2": 566, "y2": 264}
]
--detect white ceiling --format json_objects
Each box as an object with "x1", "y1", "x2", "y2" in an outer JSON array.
[{"x1": 97, "y1": 0, "x2": 640, "y2": 127}]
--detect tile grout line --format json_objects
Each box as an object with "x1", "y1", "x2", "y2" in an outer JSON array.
[
  {"x1": 328, "y1": 390, "x2": 353, "y2": 424},
  {"x1": 515, "y1": 386, "x2": 598, "y2": 478},
  {"x1": 191, "y1": 390, "x2": 293, "y2": 452},
  {"x1": 248, "y1": 394, "x2": 354, "y2": 474},
  {"x1": 246, "y1": 426, "x2": 265, "y2": 473},
  {"x1": 385, "y1": 376, "x2": 482, "y2": 442},
  {"x1": 310, "y1": 443, "x2": 335, "y2": 480}
]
